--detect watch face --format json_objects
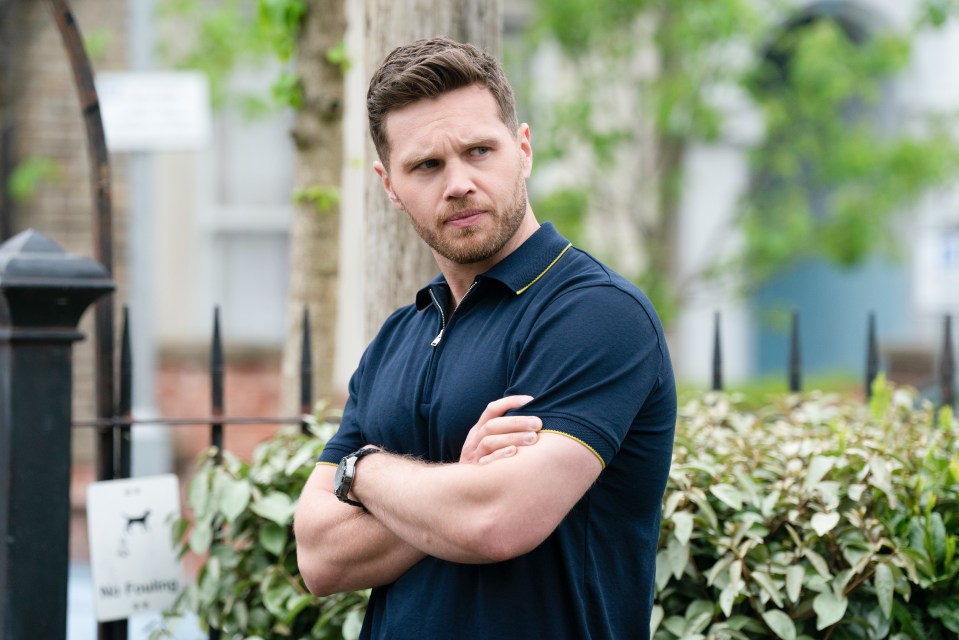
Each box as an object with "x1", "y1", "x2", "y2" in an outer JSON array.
[{"x1": 333, "y1": 459, "x2": 348, "y2": 499}]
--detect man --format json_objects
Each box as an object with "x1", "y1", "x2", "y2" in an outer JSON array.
[{"x1": 294, "y1": 36, "x2": 676, "y2": 639}]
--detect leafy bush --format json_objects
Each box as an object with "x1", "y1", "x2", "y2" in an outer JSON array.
[
  {"x1": 656, "y1": 380, "x2": 959, "y2": 639},
  {"x1": 155, "y1": 414, "x2": 368, "y2": 640},
  {"x1": 160, "y1": 381, "x2": 959, "y2": 639}
]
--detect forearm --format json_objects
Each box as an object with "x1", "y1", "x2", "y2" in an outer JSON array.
[
  {"x1": 352, "y1": 435, "x2": 601, "y2": 564},
  {"x1": 294, "y1": 465, "x2": 426, "y2": 595}
]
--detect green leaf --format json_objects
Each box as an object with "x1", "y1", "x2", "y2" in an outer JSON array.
[
  {"x1": 188, "y1": 470, "x2": 211, "y2": 514},
  {"x1": 650, "y1": 605, "x2": 664, "y2": 635},
  {"x1": 868, "y1": 457, "x2": 896, "y2": 507},
  {"x1": 710, "y1": 483, "x2": 744, "y2": 510},
  {"x1": 672, "y1": 510, "x2": 695, "y2": 546},
  {"x1": 663, "y1": 615, "x2": 687, "y2": 637},
  {"x1": 285, "y1": 441, "x2": 321, "y2": 476},
  {"x1": 189, "y1": 516, "x2": 214, "y2": 555},
  {"x1": 250, "y1": 492, "x2": 295, "y2": 526},
  {"x1": 667, "y1": 536, "x2": 689, "y2": 579},
  {"x1": 785, "y1": 565, "x2": 804, "y2": 603},
  {"x1": 220, "y1": 478, "x2": 251, "y2": 523},
  {"x1": 813, "y1": 591, "x2": 848, "y2": 629},
  {"x1": 259, "y1": 521, "x2": 288, "y2": 557},
  {"x1": 803, "y1": 456, "x2": 836, "y2": 493},
  {"x1": 811, "y1": 512, "x2": 840, "y2": 537},
  {"x1": 761, "y1": 610, "x2": 796, "y2": 640},
  {"x1": 720, "y1": 582, "x2": 739, "y2": 617},
  {"x1": 655, "y1": 549, "x2": 672, "y2": 590},
  {"x1": 874, "y1": 563, "x2": 894, "y2": 619},
  {"x1": 752, "y1": 570, "x2": 784, "y2": 608},
  {"x1": 804, "y1": 549, "x2": 832, "y2": 579},
  {"x1": 343, "y1": 606, "x2": 365, "y2": 640}
]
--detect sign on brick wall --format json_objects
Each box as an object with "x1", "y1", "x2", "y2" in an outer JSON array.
[
  {"x1": 87, "y1": 474, "x2": 184, "y2": 622},
  {"x1": 96, "y1": 71, "x2": 212, "y2": 152}
]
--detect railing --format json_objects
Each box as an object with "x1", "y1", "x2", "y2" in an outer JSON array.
[
  {"x1": 710, "y1": 309, "x2": 957, "y2": 408},
  {"x1": 72, "y1": 306, "x2": 315, "y2": 640}
]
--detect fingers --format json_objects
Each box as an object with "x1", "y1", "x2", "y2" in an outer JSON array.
[
  {"x1": 461, "y1": 415, "x2": 542, "y2": 464},
  {"x1": 459, "y1": 395, "x2": 540, "y2": 464},
  {"x1": 475, "y1": 395, "x2": 534, "y2": 426},
  {"x1": 478, "y1": 445, "x2": 517, "y2": 465}
]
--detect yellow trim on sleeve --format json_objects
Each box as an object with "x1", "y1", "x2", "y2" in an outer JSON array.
[
  {"x1": 316, "y1": 461, "x2": 338, "y2": 468},
  {"x1": 540, "y1": 429, "x2": 606, "y2": 469},
  {"x1": 515, "y1": 243, "x2": 573, "y2": 295}
]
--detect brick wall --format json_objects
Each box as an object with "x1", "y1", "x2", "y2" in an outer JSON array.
[{"x1": 12, "y1": 0, "x2": 131, "y2": 432}]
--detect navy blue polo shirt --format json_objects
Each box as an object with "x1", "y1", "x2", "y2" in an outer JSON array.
[{"x1": 318, "y1": 222, "x2": 676, "y2": 640}]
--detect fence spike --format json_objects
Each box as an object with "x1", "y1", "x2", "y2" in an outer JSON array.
[
  {"x1": 300, "y1": 307, "x2": 314, "y2": 432},
  {"x1": 211, "y1": 306, "x2": 224, "y2": 458},
  {"x1": 712, "y1": 311, "x2": 723, "y2": 392},
  {"x1": 866, "y1": 312, "x2": 879, "y2": 400},
  {"x1": 789, "y1": 309, "x2": 801, "y2": 393},
  {"x1": 118, "y1": 306, "x2": 132, "y2": 478},
  {"x1": 941, "y1": 315, "x2": 955, "y2": 411}
]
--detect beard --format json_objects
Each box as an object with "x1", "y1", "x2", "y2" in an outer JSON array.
[{"x1": 403, "y1": 170, "x2": 529, "y2": 265}]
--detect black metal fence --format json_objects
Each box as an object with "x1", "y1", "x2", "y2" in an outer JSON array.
[
  {"x1": 710, "y1": 309, "x2": 957, "y2": 408},
  {"x1": 71, "y1": 306, "x2": 316, "y2": 640}
]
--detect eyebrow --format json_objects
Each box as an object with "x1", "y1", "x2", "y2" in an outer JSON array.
[{"x1": 399, "y1": 136, "x2": 500, "y2": 173}]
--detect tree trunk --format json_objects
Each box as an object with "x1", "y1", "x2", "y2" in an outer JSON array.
[
  {"x1": 280, "y1": 0, "x2": 346, "y2": 412},
  {"x1": 362, "y1": 0, "x2": 503, "y2": 342},
  {"x1": 0, "y1": 0, "x2": 21, "y2": 242}
]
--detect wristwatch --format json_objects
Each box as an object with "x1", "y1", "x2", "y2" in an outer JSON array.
[{"x1": 333, "y1": 447, "x2": 380, "y2": 509}]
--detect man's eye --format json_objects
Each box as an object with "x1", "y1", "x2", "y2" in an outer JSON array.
[
  {"x1": 417, "y1": 159, "x2": 439, "y2": 170},
  {"x1": 471, "y1": 147, "x2": 490, "y2": 156}
]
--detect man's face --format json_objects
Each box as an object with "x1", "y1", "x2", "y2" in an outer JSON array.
[{"x1": 374, "y1": 84, "x2": 533, "y2": 267}]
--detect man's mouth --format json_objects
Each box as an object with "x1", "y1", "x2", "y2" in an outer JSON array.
[{"x1": 445, "y1": 209, "x2": 485, "y2": 228}]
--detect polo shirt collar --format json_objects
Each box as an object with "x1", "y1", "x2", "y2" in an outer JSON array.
[{"x1": 415, "y1": 222, "x2": 573, "y2": 310}]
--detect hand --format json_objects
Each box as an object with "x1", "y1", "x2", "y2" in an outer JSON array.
[{"x1": 459, "y1": 395, "x2": 542, "y2": 465}]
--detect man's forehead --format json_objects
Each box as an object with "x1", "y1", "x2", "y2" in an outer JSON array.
[{"x1": 384, "y1": 87, "x2": 512, "y2": 158}]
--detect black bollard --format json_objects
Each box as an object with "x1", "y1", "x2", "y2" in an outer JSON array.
[{"x1": 0, "y1": 230, "x2": 114, "y2": 640}]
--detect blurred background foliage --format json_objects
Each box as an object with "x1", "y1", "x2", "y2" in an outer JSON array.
[
  {"x1": 522, "y1": 0, "x2": 959, "y2": 325},
  {"x1": 156, "y1": 0, "x2": 959, "y2": 330}
]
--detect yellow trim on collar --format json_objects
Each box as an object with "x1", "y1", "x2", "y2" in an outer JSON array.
[
  {"x1": 540, "y1": 429, "x2": 606, "y2": 469},
  {"x1": 316, "y1": 461, "x2": 338, "y2": 468},
  {"x1": 515, "y1": 243, "x2": 573, "y2": 295}
]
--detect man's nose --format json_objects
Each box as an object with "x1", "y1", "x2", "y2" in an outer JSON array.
[{"x1": 443, "y1": 160, "x2": 476, "y2": 200}]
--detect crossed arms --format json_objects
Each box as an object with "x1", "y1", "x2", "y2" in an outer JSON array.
[{"x1": 293, "y1": 396, "x2": 603, "y2": 596}]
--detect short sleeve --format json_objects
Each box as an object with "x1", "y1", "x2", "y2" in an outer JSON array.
[
  {"x1": 504, "y1": 284, "x2": 666, "y2": 466},
  {"x1": 317, "y1": 351, "x2": 370, "y2": 464}
]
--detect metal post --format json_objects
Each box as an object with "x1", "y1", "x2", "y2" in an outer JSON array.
[
  {"x1": 788, "y1": 309, "x2": 801, "y2": 393},
  {"x1": 208, "y1": 307, "x2": 223, "y2": 640},
  {"x1": 865, "y1": 312, "x2": 879, "y2": 400},
  {"x1": 211, "y1": 307, "x2": 224, "y2": 460},
  {"x1": 711, "y1": 311, "x2": 723, "y2": 392},
  {"x1": 300, "y1": 307, "x2": 313, "y2": 432},
  {"x1": 0, "y1": 230, "x2": 114, "y2": 640},
  {"x1": 941, "y1": 315, "x2": 955, "y2": 411}
]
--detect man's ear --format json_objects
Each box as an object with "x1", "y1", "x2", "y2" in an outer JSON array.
[
  {"x1": 518, "y1": 124, "x2": 533, "y2": 179},
  {"x1": 373, "y1": 160, "x2": 405, "y2": 211}
]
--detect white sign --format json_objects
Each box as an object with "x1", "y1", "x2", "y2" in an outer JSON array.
[
  {"x1": 916, "y1": 228, "x2": 959, "y2": 313},
  {"x1": 96, "y1": 71, "x2": 212, "y2": 152},
  {"x1": 87, "y1": 474, "x2": 184, "y2": 622}
]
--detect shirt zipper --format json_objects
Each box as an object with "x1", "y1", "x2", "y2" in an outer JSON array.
[
  {"x1": 428, "y1": 288, "x2": 447, "y2": 347},
  {"x1": 429, "y1": 281, "x2": 478, "y2": 347}
]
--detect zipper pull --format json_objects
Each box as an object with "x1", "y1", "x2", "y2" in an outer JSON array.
[{"x1": 430, "y1": 329, "x2": 444, "y2": 347}]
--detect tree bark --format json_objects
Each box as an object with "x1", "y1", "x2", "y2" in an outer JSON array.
[
  {"x1": 280, "y1": 0, "x2": 346, "y2": 412},
  {"x1": 362, "y1": 0, "x2": 503, "y2": 342},
  {"x1": 0, "y1": 0, "x2": 21, "y2": 242}
]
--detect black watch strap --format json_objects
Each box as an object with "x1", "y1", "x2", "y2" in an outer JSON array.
[{"x1": 338, "y1": 447, "x2": 380, "y2": 510}]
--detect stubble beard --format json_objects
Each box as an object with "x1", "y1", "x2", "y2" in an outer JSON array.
[{"x1": 405, "y1": 172, "x2": 529, "y2": 265}]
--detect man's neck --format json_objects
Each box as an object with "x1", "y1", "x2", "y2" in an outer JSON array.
[{"x1": 437, "y1": 217, "x2": 540, "y2": 306}]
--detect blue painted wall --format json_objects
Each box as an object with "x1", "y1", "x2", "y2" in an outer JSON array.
[{"x1": 751, "y1": 257, "x2": 912, "y2": 376}]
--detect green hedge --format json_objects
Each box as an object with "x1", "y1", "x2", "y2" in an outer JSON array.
[{"x1": 158, "y1": 380, "x2": 959, "y2": 639}]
